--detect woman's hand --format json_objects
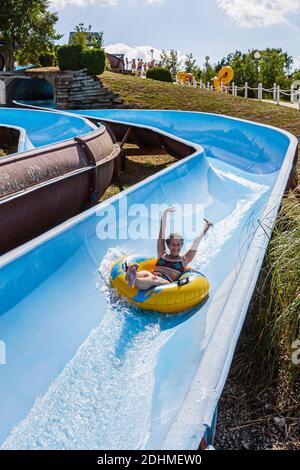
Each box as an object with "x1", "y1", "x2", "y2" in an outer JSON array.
[
  {"x1": 163, "y1": 206, "x2": 176, "y2": 217},
  {"x1": 204, "y1": 218, "x2": 214, "y2": 230},
  {"x1": 158, "y1": 207, "x2": 175, "y2": 258}
]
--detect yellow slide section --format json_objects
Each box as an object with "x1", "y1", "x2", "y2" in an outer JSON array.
[{"x1": 212, "y1": 65, "x2": 234, "y2": 91}]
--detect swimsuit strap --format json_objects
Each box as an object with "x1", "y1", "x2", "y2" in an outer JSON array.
[{"x1": 157, "y1": 254, "x2": 185, "y2": 273}]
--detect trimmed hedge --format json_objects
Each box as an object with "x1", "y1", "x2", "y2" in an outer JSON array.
[
  {"x1": 146, "y1": 67, "x2": 173, "y2": 83},
  {"x1": 81, "y1": 48, "x2": 106, "y2": 76},
  {"x1": 57, "y1": 44, "x2": 83, "y2": 71},
  {"x1": 39, "y1": 52, "x2": 56, "y2": 67}
]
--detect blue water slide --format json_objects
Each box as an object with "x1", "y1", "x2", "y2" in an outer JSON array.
[
  {"x1": 0, "y1": 107, "x2": 96, "y2": 149},
  {"x1": 0, "y1": 108, "x2": 297, "y2": 449}
]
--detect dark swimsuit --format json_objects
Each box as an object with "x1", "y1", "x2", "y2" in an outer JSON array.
[{"x1": 154, "y1": 255, "x2": 185, "y2": 282}]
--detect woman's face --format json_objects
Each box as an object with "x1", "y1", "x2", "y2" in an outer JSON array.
[{"x1": 169, "y1": 239, "x2": 183, "y2": 257}]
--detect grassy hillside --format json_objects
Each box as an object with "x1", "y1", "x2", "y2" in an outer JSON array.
[{"x1": 101, "y1": 71, "x2": 300, "y2": 164}]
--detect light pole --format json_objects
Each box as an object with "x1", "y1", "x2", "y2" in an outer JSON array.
[
  {"x1": 150, "y1": 49, "x2": 154, "y2": 63},
  {"x1": 254, "y1": 51, "x2": 261, "y2": 98},
  {"x1": 205, "y1": 56, "x2": 210, "y2": 83},
  {"x1": 205, "y1": 56, "x2": 210, "y2": 70}
]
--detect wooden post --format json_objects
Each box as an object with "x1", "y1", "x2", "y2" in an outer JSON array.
[
  {"x1": 244, "y1": 82, "x2": 248, "y2": 98},
  {"x1": 290, "y1": 85, "x2": 294, "y2": 104},
  {"x1": 276, "y1": 85, "x2": 280, "y2": 105},
  {"x1": 273, "y1": 83, "x2": 277, "y2": 101},
  {"x1": 258, "y1": 83, "x2": 263, "y2": 101},
  {"x1": 231, "y1": 82, "x2": 235, "y2": 95}
]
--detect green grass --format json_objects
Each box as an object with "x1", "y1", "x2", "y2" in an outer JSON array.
[{"x1": 234, "y1": 191, "x2": 300, "y2": 387}]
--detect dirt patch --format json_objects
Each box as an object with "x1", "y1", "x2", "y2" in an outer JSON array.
[
  {"x1": 215, "y1": 372, "x2": 300, "y2": 449},
  {"x1": 101, "y1": 145, "x2": 176, "y2": 201},
  {"x1": 0, "y1": 146, "x2": 15, "y2": 157}
]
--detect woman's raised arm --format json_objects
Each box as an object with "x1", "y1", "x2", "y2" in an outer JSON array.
[
  {"x1": 183, "y1": 219, "x2": 213, "y2": 266},
  {"x1": 157, "y1": 207, "x2": 176, "y2": 258}
]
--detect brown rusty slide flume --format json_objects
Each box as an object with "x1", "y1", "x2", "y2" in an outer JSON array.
[
  {"x1": 0, "y1": 107, "x2": 194, "y2": 255},
  {"x1": 0, "y1": 123, "x2": 120, "y2": 254}
]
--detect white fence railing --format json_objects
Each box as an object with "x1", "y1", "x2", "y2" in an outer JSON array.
[
  {"x1": 189, "y1": 80, "x2": 300, "y2": 110},
  {"x1": 127, "y1": 66, "x2": 300, "y2": 110}
]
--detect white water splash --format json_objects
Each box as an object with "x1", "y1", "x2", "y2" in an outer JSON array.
[
  {"x1": 193, "y1": 171, "x2": 270, "y2": 273},
  {"x1": 1, "y1": 249, "x2": 175, "y2": 450}
]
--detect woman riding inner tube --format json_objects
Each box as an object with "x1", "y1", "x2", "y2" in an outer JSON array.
[{"x1": 111, "y1": 208, "x2": 213, "y2": 313}]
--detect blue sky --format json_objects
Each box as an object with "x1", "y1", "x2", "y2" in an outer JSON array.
[{"x1": 50, "y1": 0, "x2": 300, "y2": 69}]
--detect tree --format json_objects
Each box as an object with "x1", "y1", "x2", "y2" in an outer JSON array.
[
  {"x1": 216, "y1": 50, "x2": 255, "y2": 88},
  {"x1": 160, "y1": 49, "x2": 181, "y2": 80},
  {"x1": 193, "y1": 66, "x2": 203, "y2": 82},
  {"x1": 70, "y1": 23, "x2": 91, "y2": 48},
  {"x1": 259, "y1": 48, "x2": 292, "y2": 89},
  {"x1": 185, "y1": 53, "x2": 196, "y2": 74},
  {"x1": 90, "y1": 31, "x2": 104, "y2": 49},
  {"x1": 0, "y1": 0, "x2": 61, "y2": 71},
  {"x1": 215, "y1": 48, "x2": 292, "y2": 97},
  {"x1": 291, "y1": 69, "x2": 300, "y2": 82},
  {"x1": 70, "y1": 23, "x2": 104, "y2": 49},
  {"x1": 201, "y1": 58, "x2": 216, "y2": 84}
]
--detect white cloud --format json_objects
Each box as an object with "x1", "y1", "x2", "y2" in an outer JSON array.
[
  {"x1": 294, "y1": 56, "x2": 300, "y2": 70},
  {"x1": 51, "y1": 0, "x2": 117, "y2": 6},
  {"x1": 105, "y1": 43, "x2": 162, "y2": 62},
  {"x1": 51, "y1": 0, "x2": 164, "y2": 8},
  {"x1": 105, "y1": 43, "x2": 186, "y2": 64},
  {"x1": 215, "y1": 0, "x2": 300, "y2": 28}
]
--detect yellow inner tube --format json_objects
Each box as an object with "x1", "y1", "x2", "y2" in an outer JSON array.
[{"x1": 111, "y1": 255, "x2": 210, "y2": 314}]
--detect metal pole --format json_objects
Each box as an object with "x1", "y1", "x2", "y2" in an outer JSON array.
[{"x1": 256, "y1": 59, "x2": 259, "y2": 98}]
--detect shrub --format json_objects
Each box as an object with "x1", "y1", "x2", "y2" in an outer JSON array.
[
  {"x1": 57, "y1": 44, "x2": 83, "y2": 71},
  {"x1": 146, "y1": 67, "x2": 173, "y2": 83},
  {"x1": 81, "y1": 48, "x2": 106, "y2": 76},
  {"x1": 39, "y1": 52, "x2": 56, "y2": 67}
]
